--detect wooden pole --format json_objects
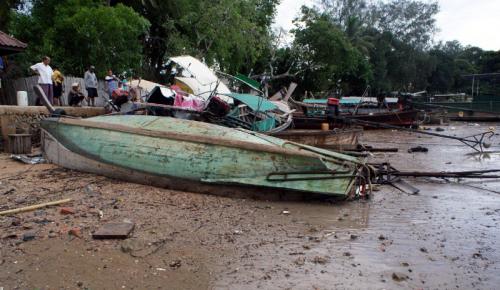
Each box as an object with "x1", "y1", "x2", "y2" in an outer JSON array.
[{"x1": 0, "y1": 198, "x2": 72, "y2": 216}]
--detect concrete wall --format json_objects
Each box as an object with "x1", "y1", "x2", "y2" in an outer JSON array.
[{"x1": 0, "y1": 105, "x2": 105, "y2": 152}]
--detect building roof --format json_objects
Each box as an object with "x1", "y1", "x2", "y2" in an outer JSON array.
[{"x1": 0, "y1": 30, "x2": 27, "y2": 55}]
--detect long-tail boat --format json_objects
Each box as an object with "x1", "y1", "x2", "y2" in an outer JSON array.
[
  {"x1": 41, "y1": 115, "x2": 369, "y2": 198},
  {"x1": 289, "y1": 97, "x2": 419, "y2": 129}
]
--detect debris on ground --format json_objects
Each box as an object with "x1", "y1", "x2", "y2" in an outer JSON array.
[
  {"x1": 408, "y1": 146, "x2": 429, "y2": 153},
  {"x1": 0, "y1": 198, "x2": 72, "y2": 216},
  {"x1": 92, "y1": 222, "x2": 135, "y2": 239},
  {"x1": 68, "y1": 227, "x2": 82, "y2": 238},
  {"x1": 294, "y1": 257, "x2": 306, "y2": 266},
  {"x1": 311, "y1": 256, "x2": 330, "y2": 264},
  {"x1": 392, "y1": 272, "x2": 409, "y2": 282},
  {"x1": 10, "y1": 154, "x2": 46, "y2": 164},
  {"x1": 169, "y1": 259, "x2": 182, "y2": 269},
  {"x1": 59, "y1": 207, "x2": 75, "y2": 215},
  {"x1": 22, "y1": 231, "x2": 36, "y2": 242}
]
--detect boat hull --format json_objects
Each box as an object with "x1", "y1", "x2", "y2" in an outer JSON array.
[
  {"x1": 292, "y1": 110, "x2": 419, "y2": 129},
  {"x1": 270, "y1": 129, "x2": 361, "y2": 150},
  {"x1": 41, "y1": 116, "x2": 361, "y2": 197}
]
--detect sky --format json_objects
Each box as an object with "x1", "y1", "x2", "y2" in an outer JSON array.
[{"x1": 274, "y1": 0, "x2": 500, "y2": 51}]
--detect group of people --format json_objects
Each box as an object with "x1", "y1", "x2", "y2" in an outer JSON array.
[{"x1": 30, "y1": 56, "x2": 127, "y2": 107}]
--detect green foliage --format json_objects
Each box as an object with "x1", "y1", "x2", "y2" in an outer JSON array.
[
  {"x1": 9, "y1": 0, "x2": 150, "y2": 77},
  {"x1": 5, "y1": 0, "x2": 499, "y2": 96},
  {"x1": 51, "y1": 3, "x2": 150, "y2": 76},
  {"x1": 292, "y1": 7, "x2": 371, "y2": 94},
  {"x1": 371, "y1": 0, "x2": 439, "y2": 49},
  {"x1": 0, "y1": 0, "x2": 24, "y2": 31},
  {"x1": 114, "y1": 0, "x2": 279, "y2": 79}
]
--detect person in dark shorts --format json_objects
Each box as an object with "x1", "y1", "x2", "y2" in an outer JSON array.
[
  {"x1": 84, "y1": 65, "x2": 98, "y2": 106},
  {"x1": 52, "y1": 66, "x2": 64, "y2": 106}
]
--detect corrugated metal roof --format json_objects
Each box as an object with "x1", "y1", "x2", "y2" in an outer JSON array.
[{"x1": 0, "y1": 30, "x2": 27, "y2": 50}]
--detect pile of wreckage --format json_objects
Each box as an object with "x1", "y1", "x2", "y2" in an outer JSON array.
[{"x1": 33, "y1": 55, "x2": 499, "y2": 200}]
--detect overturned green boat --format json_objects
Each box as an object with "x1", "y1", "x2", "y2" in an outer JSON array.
[{"x1": 41, "y1": 115, "x2": 368, "y2": 198}]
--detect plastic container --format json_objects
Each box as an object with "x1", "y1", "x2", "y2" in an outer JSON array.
[{"x1": 16, "y1": 91, "x2": 28, "y2": 106}]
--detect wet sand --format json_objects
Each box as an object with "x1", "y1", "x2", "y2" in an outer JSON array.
[{"x1": 0, "y1": 122, "x2": 499, "y2": 289}]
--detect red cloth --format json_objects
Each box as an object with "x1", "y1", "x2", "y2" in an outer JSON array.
[{"x1": 111, "y1": 88, "x2": 129, "y2": 100}]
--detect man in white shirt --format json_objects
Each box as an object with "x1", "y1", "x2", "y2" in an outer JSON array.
[
  {"x1": 30, "y1": 56, "x2": 54, "y2": 105},
  {"x1": 84, "y1": 65, "x2": 98, "y2": 107}
]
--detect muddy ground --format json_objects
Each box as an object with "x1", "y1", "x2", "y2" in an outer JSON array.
[{"x1": 0, "y1": 122, "x2": 499, "y2": 290}]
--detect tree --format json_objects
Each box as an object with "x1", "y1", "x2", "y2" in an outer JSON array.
[
  {"x1": 310, "y1": 0, "x2": 440, "y2": 94},
  {"x1": 292, "y1": 7, "x2": 371, "y2": 95},
  {"x1": 371, "y1": 0, "x2": 439, "y2": 49},
  {"x1": 113, "y1": 0, "x2": 279, "y2": 79},
  {"x1": 318, "y1": 0, "x2": 370, "y2": 30},
  {"x1": 344, "y1": 15, "x2": 373, "y2": 56},
  {"x1": 0, "y1": 0, "x2": 24, "y2": 31},
  {"x1": 9, "y1": 0, "x2": 150, "y2": 77},
  {"x1": 52, "y1": 3, "x2": 150, "y2": 76},
  {"x1": 183, "y1": 0, "x2": 278, "y2": 74}
]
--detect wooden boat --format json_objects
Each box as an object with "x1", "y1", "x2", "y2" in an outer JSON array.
[
  {"x1": 41, "y1": 115, "x2": 367, "y2": 198},
  {"x1": 289, "y1": 96, "x2": 419, "y2": 129},
  {"x1": 292, "y1": 110, "x2": 419, "y2": 129},
  {"x1": 270, "y1": 128, "x2": 362, "y2": 150}
]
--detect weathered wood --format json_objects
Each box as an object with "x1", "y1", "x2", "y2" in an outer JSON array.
[
  {"x1": 270, "y1": 129, "x2": 361, "y2": 150},
  {"x1": 1, "y1": 115, "x2": 16, "y2": 152},
  {"x1": 0, "y1": 198, "x2": 72, "y2": 216},
  {"x1": 8, "y1": 133, "x2": 31, "y2": 154},
  {"x1": 33, "y1": 85, "x2": 55, "y2": 113},
  {"x1": 92, "y1": 222, "x2": 135, "y2": 239},
  {"x1": 0, "y1": 105, "x2": 105, "y2": 116},
  {"x1": 0, "y1": 105, "x2": 105, "y2": 151}
]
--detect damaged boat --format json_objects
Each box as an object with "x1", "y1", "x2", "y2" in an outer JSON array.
[
  {"x1": 127, "y1": 56, "x2": 293, "y2": 133},
  {"x1": 270, "y1": 128, "x2": 362, "y2": 151},
  {"x1": 290, "y1": 96, "x2": 419, "y2": 129},
  {"x1": 41, "y1": 115, "x2": 369, "y2": 198}
]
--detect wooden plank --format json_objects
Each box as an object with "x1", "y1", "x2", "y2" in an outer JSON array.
[
  {"x1": 0, "y1": 105, "x2": 105, "y2": 116},
  {"x1": 0, "y1": 198, "x2": 72, "y2": 216},
  {"x1": 8, "y1": 133, "x2": 32, "y2": 154},
  {"x1": 1, "y1": 115, "x2": 16, "y2": 152},
  {"x1": 92, "y1": 222, "x2": 135, "y2": 239}
]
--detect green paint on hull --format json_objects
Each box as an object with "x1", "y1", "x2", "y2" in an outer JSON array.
[{"x1": 41, "y1": 115, "x2": 361, "y2": 196}]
